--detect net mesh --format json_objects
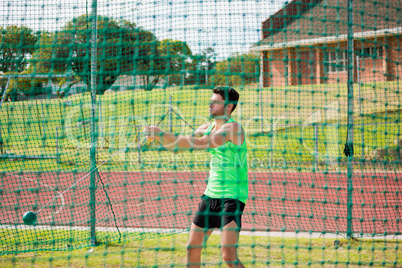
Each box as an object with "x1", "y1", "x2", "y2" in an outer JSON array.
[{"x1": 0, "y1": 0, "x2": 401, "y2": 266}]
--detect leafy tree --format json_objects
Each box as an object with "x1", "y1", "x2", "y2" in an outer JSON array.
[
  {"x1": 212, "y1": 53, "x2": 259, "y2": 86},
  {"x1": 0, "y1": 73, "x2": 8, "y2": 94},
  {"x1": 0, "y1": 26, "x2": 38, "y2": 97},
  {"x1": 0, "y1": 26, "x2": 38, "y2": 74},
  {"x1": 157, "y1": 39, "x2": 192, "y2": 86},
  {"x1": 11, "y1": 15, "x2": 161, "y2": 96},
  {"x1": 202, "y1": 47, "x2": 216, "y2": 85},
  {"x1": 5, "y1": 32, "x2": 64, "y2": 99},
  {"x1": 187, "y1": 47, "x2": 216, "y2": 85}
]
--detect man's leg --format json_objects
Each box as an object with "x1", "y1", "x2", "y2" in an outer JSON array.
[
  {"x1": 221, "y1": 221, "x2": 245, "y2": 268},
  {"x1": 187, "y1": 223, "x2": 213, "y2": 268}
]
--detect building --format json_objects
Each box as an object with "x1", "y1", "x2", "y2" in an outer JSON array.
[{"x1": 251, "y1": 0, "x2": 401, "y2": 87}]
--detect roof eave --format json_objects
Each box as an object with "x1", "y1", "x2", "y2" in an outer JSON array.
[{"x1": 251, "y1": 27, "x2": 402, "y2": 52}]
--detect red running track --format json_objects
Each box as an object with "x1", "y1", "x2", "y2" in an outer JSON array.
[{"x1": 1, "y1": 171, "x2": 401, "y2": 235}]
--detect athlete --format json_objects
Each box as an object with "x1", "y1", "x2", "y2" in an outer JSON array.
[{"x1": 144, "y1": 86, "x2": 248, "y2": 268}]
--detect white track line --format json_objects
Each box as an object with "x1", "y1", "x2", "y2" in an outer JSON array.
[{"x1": 7, "y1": 173, "x2": 65, "y2": 220}]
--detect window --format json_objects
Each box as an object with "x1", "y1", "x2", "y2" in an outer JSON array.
[
  {"x1": 356, "y1": 46, "x2": 383, "y2": 59},
  {"x1": 324, "y1": 51, "x2": 347, "y2": 73}
]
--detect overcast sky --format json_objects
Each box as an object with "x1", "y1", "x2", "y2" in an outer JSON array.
[{"x1": 1, "y1": 0, "x2": 288, "y2": 59}]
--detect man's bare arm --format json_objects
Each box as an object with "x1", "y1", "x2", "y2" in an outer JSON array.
[
  {"x1": 146, "y1": 122, "x2": 243, "y2": 152},
  {"x1": 192, "y1": 123, "x2": 210, "y2": 138},
  {"x1": 153, "y1": 123, "x2": 211, "y2": 153}
]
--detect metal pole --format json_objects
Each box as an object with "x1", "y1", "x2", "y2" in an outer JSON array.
[
  {"x1": 0, "y1": 77, "x2": 10, "y2": 108},
  {"x1": 259, "y1": 89, "x2": 263, "y2": 133},
  {"x1": 346, "y1": 0, "x2": 355, "y2": 240},
  {"x1": 89, "y1": 0, "x2": 98, "y2": 247},
  {"x1": 259, "y1": 54, "x2": 263, "y2": 133},
  {"x1": 98, "y1": 100, "x2": 103, "y2": 149},
  {"x1": 361, "y1": 125, "x2": 364, "y2": 160},
  {"x1": 169, "y1": 95, "x2": 173, "y2": 132},
  {"x1": 0, "y1": 123, "x2": 3, "y2": 155},
  {"x1": 357, "y1": 56, "x2": 361, "y2": 116},
  {"x1": 315, "y1": 124, "x2": 318, "y2": 171},
  {"x1": 270, "y1": 120, "x2": 274, "y2": 167},
  {"x1": 56, "y1": 127, "x2": 60, "y2": 164},
  {"x1": 182, "y1": 57, "x2": 185, "y2": 87},
  {"x1": 40, "y1": 99, "x2": 46, "y2": 148},
  {"x1": 357, "y1": 56, "x2": 364, "y2": 160},
  {"x1": 138, "y1": 125, "x2": 142, "y2": 164},
  {"x1": 205, "y1": 54, "x2": 208, "y2": 85},
  {"x1": 0, "y1": 77, "x2": 9, "y2": 154}
]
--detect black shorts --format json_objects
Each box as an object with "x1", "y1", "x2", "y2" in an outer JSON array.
[{"x1": 192, "y1": 195, "x2": 246, "y2": 229}]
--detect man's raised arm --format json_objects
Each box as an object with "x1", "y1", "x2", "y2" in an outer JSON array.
[
  {"x1": 143, "y1": 123, "x2": 209, "y2": 153},
  {"x1": 143, "y1": 122, "x2": 242, "y2": 152}
]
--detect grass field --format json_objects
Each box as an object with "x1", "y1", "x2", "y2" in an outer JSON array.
[
  {"x1": 0, "y1": 81, "x2": 400, "y2": 172},
  {"x1": 1, "y1": 228, "x2": 401, "y2": 267}
]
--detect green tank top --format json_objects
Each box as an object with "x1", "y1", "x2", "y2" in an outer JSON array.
[{"x1": 203, "y1": 118, "x2": 248, "y2": 204}]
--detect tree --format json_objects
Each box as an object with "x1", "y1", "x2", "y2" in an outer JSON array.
[
  {"x1": 212, "y1": 53, "x2": 259, "y2": 86},
  {"x1": 157, "y1": 39, "x2": 192, "y2": 86},
  {"x1": 0, "y1": 26, "x2": 38, "y2": 97},
  {"x1": 202, "y1": 47, "x2": 216, "y2": 85},
  {"x1": 187, "y1": 47, "x2": 216, "y2": 85},
  {"x1": 5, "y1": 32, "x2": 65, "y2": 99},
  {"x1": 0, "y1": 26, "x2": 38, "y2": 75},
  {"x1": 25, "y1": 15, "x2": 160, "y2": 95}
]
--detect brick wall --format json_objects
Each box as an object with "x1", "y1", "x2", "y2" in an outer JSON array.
[
  {"x1": 387, "y1": 36, "x2": 402, "y2": 81},
  {"x1": 261, "y1": 36, "x2": 401, "y2": 87}
]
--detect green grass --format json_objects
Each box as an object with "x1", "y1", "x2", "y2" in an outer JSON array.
[
  {"x1": 0, "y1": 228, "x2": 178, "y2": 255},
  {"x1": 0, "y1": 81, "x2": 400, "y2": 172},
  {"x1": 1, "y1": 229, "x2": 401, "y2": 267}
]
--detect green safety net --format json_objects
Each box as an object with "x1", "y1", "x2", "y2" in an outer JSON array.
[{"x1": 0, "y1": 0, "x2": 401, "y2": 266}]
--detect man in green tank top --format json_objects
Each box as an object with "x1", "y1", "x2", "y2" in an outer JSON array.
[{"x1": 144, "y1": 87, "x2": 248, "y2": 268}]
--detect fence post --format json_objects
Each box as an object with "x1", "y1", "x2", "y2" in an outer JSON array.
[
  {"x1": 346, "y1": 0, "x2": 355, "y2": 240},
  {"x1": 314, "y1": 123, "x2": 318, "y2": 170},
  {"x1": 361, "y1": 124, "x2": 364, "y2": 161},
  {"x1": 270, "y1": 120, "x2": 274, "y2": 167},
  {"x1": 169, "y1": 95, "x2": 172, "y2": 132},
  {"x1": 98, "y1": 100, "x2": 103, "y2": 149},
  {"x1": 89, "y1": 0, "x2": 98, "y2": 247},
  {"x1": 138, "y1": 126, "x2": 142, "y2": 164},
  {"x1": 357, "y1": 57, "x2": 364, "y2": 161},
  {"x1": 0, "y1": 77, "x2": 10, "y2": 108},
  {"x1": 0, "y1": 123, "x2": 3, "y2": 155},
  {"x1": 0, "y1": 77, "x2": 10, "y2": 155},
  {"x1": 357, "y1": 56, "x2": 362, "y2": 116},
  {"x1": 40, "y1": 99, "x2": 46, "y2": 148},
  {"x1": 259, "y1": 89, "x2": 263, "y2": 133},
  {"x1": 56, "y1": 127, "x2": 60, "y2": 164}
]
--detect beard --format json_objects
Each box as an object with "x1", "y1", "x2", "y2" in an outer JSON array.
[{"x1": 209, "y1": 109, "x2": 228, "y2": 119}]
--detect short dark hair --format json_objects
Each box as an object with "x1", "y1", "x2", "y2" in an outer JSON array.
[{"x1": 212, "y1": 86, "x2": 239, "y2": 113}]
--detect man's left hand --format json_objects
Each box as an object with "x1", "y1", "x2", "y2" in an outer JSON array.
[{"x1": 143, "y1": 126, "x2": 162, "y2": 141}]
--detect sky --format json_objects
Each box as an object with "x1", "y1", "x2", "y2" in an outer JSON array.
[{"x1": 1, "y1": 0, "x2": 288, "y2": 59}]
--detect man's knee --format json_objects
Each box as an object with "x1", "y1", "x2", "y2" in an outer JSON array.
[
  {"x1": 221, "y1": 246, "x2": 238, "y2": 263},
  {"x1": 187, "y1": 243, "x2": 202, "y2": 255}
]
